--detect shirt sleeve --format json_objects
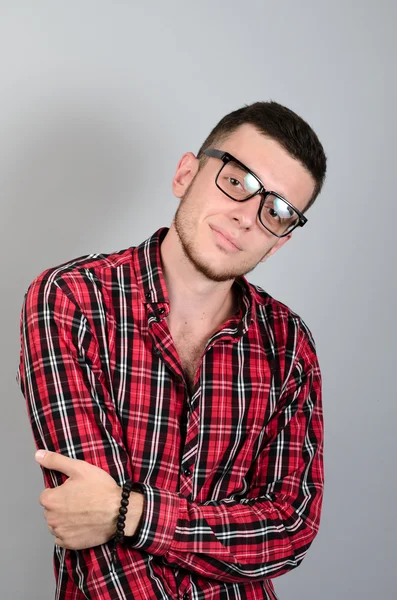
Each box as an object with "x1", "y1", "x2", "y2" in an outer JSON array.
[
  {"x1": 16, "y1": 274, "x2": 132, "y2": 596},
  {"x1": 128, "y1": 331, "x2": 324, "y2": 583}
]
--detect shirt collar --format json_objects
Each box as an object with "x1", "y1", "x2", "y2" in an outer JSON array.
[
  {"x1": 134, "y1": 227, "x2": 170, "y2": 305},
  {"x1": 133, "y1": 227, "x2": 257, "y2": 327}
]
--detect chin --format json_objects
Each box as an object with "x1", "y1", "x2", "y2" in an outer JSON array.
[
  {"x1": 175, "y1": 209, "x2": 256, "y2": 280},
  {"x1": 192, "y1": 249, "x2": 254, "y2": 282}
]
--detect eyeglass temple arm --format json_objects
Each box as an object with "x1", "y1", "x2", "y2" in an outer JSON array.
[{"x1": 202, "y1": 148, "x2": 225, "y2": 159}]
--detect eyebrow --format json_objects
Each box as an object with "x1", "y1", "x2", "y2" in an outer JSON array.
[
  {"x1": 237, "y1": 156, "x2": 289, "y2": 200},
  {"x1": 222, "y1": 149, "x2": 296, "y2": 208},
  {"x1": 246, "y1": 163, "x2": 292, "y2": 204}
]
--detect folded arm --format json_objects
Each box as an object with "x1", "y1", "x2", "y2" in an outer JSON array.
[
  {"x1": 17, "y1": 273, "x2": 323, "y2": 587},
  {"x1": 128, "y1": 337, "x2": 324, "y2": 583}
]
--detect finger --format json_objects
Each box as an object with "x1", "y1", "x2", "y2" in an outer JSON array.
[
  {"x1": 35, "y1": 450, "x2": 80, "y2": 478},
  {"x1": 39, "y1": 489, "x2": 51, "y2": 507}
]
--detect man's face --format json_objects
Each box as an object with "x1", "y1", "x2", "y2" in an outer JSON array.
[{"x1": 172, "y1": 123, "x2": 316, "y2": 282}]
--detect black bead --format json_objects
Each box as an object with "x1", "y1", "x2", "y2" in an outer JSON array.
[
  {"x1": 117, "y1": 524, "x2": 125, "y2": 532},
  {"x1": 119, "y1": 506, "x2": 128, "y2": 515},
  {"x1": 121, "y1": 498, "x2": 129, "y2": 507},
  {"x1": 122, "y1": 491, "x2": 130, "y2": 499},
  {"x1": 118, "y1": 514, "x2": 126, "y2": 522}
]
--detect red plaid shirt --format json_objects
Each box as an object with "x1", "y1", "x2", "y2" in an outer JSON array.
[{"x1": 16, "y1": 227, "x2": 324, "y2": 600}]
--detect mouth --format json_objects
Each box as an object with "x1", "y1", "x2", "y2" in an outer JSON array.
[{"x1": 210, "y1": 225, "x2": 242, "y2": 251}]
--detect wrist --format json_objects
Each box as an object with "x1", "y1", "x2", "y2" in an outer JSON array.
[
  {"x1": 113, "y1": 486, "x2": 145, "y2": 539},
  {"x1": 125, "y1": 491, "x2": 144, "y2": 537}
]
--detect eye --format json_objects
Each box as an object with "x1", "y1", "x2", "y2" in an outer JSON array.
[
  {"x1": 227, "y1": 177, "x2": 242, "y2": 188},
  {"x1": 274, "y1": 197, "x2": 294, "y2": 219},
  {"x1": 268, "y1": 208, "x2": 280, "y2": 221}
]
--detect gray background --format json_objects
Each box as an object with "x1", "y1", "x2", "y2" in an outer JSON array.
[{"x1": 1, "y1": 1, "x2": 396, "y2": 598}]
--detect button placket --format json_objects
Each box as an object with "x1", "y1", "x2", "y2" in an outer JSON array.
[{"x1": 180, "y1": 467, "x2": 194, "y2": 497}]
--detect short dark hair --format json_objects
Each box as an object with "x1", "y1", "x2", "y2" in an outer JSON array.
[{"x1": 196, "y1": 100, "x2": 327, "y2": 212}]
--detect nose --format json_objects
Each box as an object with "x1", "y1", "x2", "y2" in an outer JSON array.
[{"x1": 230, "y1": 195, "x2": 262, "y2": 229}]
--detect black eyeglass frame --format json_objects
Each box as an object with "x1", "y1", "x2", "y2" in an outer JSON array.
[{"x1": 203, "y1": 148, "x2": 308, "y2": 238}]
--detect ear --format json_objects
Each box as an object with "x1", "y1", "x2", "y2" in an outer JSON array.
[
  {"x1": 259, "y1": 232, "x2": 292, "y2": 263},
  {"x1": 172, "y1": 152, "x2": 200, "y2": 198}
]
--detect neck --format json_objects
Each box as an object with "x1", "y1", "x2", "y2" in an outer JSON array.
[{"x1": 160, "y1": 226, "x2": 237, "y2": 331}]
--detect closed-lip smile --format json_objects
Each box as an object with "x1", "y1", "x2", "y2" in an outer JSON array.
[{"x1": 210, "y1": 225, "x2": 242, "y2": 250}]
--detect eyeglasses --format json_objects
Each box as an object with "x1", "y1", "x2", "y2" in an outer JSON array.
[{"x1": 203, "y1": 148, "x2": 308, "y2": 238}]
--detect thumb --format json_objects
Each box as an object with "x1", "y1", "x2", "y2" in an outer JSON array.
[{"x1": 35, "y1": 449, "x2": 79, "y2": 478}]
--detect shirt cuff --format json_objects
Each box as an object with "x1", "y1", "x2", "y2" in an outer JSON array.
[{"x1": 127, "y1": 483, "x2": 181, "y2": 556}]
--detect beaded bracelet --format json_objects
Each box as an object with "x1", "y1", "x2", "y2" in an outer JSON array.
[{"x1": 111, "y1": 480, "x2": 132, "y2": 567}]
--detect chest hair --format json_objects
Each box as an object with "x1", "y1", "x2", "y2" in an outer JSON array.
[{"x1": 171, "y1": 330, "x2": 209, "y2": 393}]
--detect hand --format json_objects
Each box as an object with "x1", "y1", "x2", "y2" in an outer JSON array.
[{"x1": 35, "y1": 449, "x2": 144, "y2": 550}]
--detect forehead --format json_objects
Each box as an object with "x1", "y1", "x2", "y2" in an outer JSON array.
[{"x1": 217, "y1": 123, "x2": 315, "y2": 210}]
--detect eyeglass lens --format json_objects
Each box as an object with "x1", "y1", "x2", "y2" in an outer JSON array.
[{"x1": 218, "y1": 160, "x2": 299, "y2": 235}]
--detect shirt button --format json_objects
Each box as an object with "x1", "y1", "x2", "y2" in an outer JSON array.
[
  {"x1": 158, "y1": 307, "x2": 165, "y2": 315},
  {"x1": 182, "y1": 594, "x2": 189, "y2": 600},
  {"x1": 145, "y1": 292, "x2": 151, "y2": 300},
  {"x1": 183, "y1": 468, "x2": 192, "y2": 477}
]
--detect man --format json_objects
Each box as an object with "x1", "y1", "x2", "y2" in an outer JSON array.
[{"x1": 17, "y1": 100, "x2": 326, "y2": 600}]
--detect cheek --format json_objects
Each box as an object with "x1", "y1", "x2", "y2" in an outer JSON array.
[
  {"x1": 196, "y1": 180, "x2": 231, "y2": 212},
  {"x1": 193, "y1": 196, "x2": 224, "y2": 224},
  {"x1": 255, "y1": 236, "x2": 274, "y2": 262}
]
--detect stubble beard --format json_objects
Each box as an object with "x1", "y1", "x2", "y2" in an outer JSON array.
[{"x1": 173, "y1": 181, "x2": 269, "y2": 283}]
